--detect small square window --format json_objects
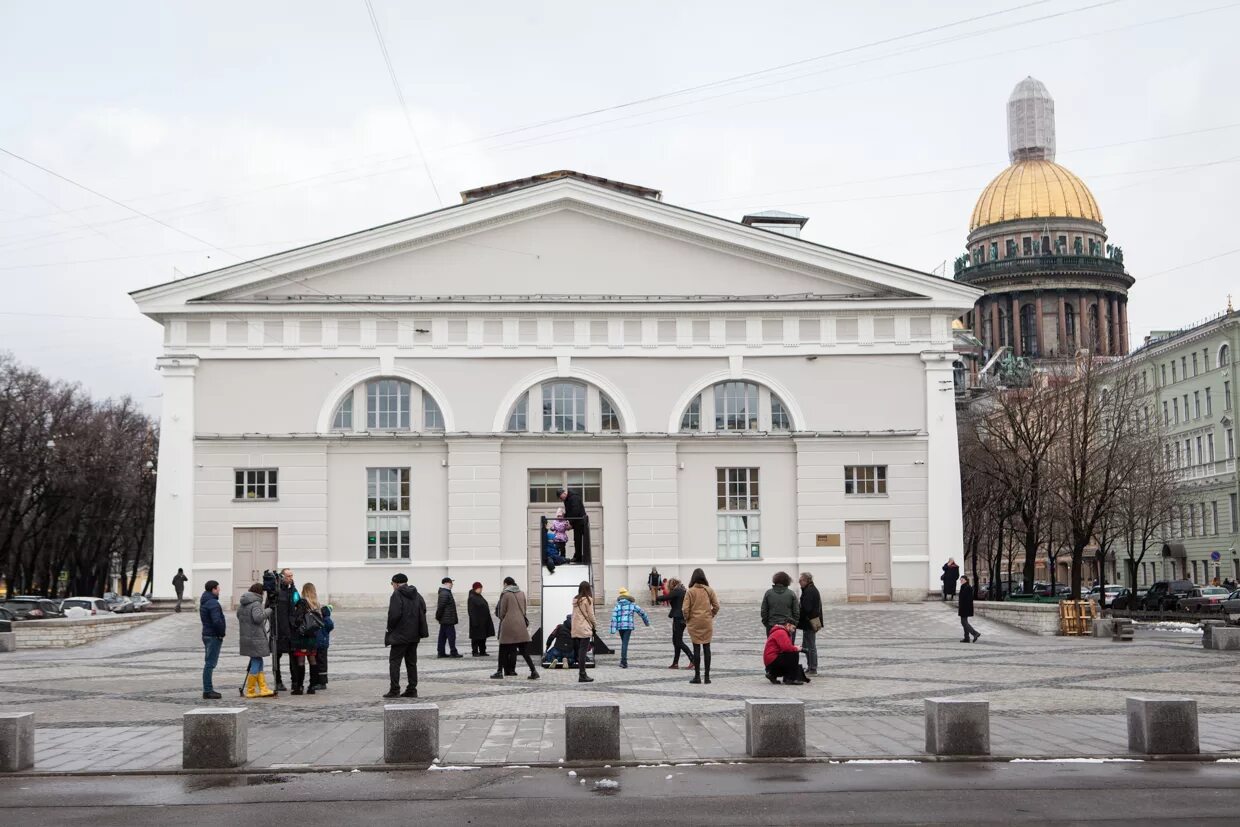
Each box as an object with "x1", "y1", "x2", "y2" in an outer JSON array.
[
  {"x1": 844, "y1": 465, "x2": 887, "y2": 495},
  {"x1": 234, "y1": 469, "x2": 278, "y2": 500}
]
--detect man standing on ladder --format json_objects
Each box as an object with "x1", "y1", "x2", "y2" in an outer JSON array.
[{"x1": 558, "y1": 487, "x2": 590, "y2": 565}]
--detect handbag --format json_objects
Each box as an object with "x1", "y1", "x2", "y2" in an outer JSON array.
[
  {"x1": 810, "y1": 616, "x2": 823, "y2": 633},
  {"x1": 298, "y1": 608, "x2": 324, "y2": 637}
]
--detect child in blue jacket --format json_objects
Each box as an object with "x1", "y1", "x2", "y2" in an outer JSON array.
[
  {"x1": 609, "y1": 587, "x2": 650, "y2": 668},
  {"x1": 312, "y1": 604, "x2": 335, "y2": 690}
]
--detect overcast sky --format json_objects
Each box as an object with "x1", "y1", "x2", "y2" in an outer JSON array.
[{"x1": 3, "y1": 0, "x2": 1238, "y2": 414}]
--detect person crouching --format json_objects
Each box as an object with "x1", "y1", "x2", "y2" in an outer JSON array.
[{"x1": 763, "y1": 621, "x2": 806, "y2": 685}]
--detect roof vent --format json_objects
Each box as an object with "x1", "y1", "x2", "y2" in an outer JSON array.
[{"x1": 741, "y1": 210, "x2": 809, "y2": 238}]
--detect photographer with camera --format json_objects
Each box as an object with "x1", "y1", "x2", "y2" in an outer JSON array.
[{"x1": 269, "y1": 568, "x2": 297, "y2": 692}]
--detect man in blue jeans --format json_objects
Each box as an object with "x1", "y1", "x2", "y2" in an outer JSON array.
[{"x1": 199, "y1": 580, "x2": 226, "y2": 699}]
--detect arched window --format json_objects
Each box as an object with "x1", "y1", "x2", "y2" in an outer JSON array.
[
  {"x1": 504, "y1": 380, "x2": 625, "y2": 434},
  {"x1": 1063, "y1": 303, "x2": 1076, "y2": 344},
  {"x1": 1088, "y1": 305, "x2": 1100, "y2": 353},
  {"x1": 1220, "y1": 343, "x2": 1231, "y2": 367},
  {"x1": 1020, "y1": 303, "x2": 1038, "y2": 357},
  {"x1": 330, "y1": 378, "x2": 445, "y2": 433},
  {"x1": 677, "y1": 381, "x2": 796, "y2": 433}
]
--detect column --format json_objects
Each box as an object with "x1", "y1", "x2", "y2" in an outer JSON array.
[
  {"x1": 1034, "y1": 294, "x2": 1045, "y2": 358},
  {"x1": 1110, "y1": 295, "x2": 1120, "y2": 355},
  {"x1": 626, "y1": 439, "x2": 680, "y2": 571},
  {"x1": 989, "y1": 300, "x2": 1000, "y2": 352},
  {"x1": 1119, "y1": 299, "x2": 1129, "y2": 354},
  {"x1": 1098, "y1": 293, "x2": 1110, "y2": 356},
  {"x1": 1056, "y1": 294, "x2": 1067, "y2": 357},
  {"x1": 921, "y1": 353, "x2": 965, "y2": 594},
  {"x1": 972, "y1": 301, "x2": 982, "y2": 341},
  {"x1": 152, "y1": 355, "x2": 199, "y2": 600},
  {"x1": 446, "y1": 439, "x2": 502, "y2": 564},
  {"x1": 1076, "y1": 293, "x2": 1087, "y2": 352},
  {"x1": 1011, "y1": 295, "x2": 1022, "y2": 356}
]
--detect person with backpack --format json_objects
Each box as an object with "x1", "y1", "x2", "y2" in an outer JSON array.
[
  {"x1": 609, "y1": 587, "x2": 650, "y2": 669},
  {"x1": 289, "y1": 582, "x2": 325, "y2": 695}
]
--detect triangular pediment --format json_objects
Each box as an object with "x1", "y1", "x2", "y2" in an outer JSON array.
[{"x1": 131, "y1": 177, "x2": 980, "y2": 312}]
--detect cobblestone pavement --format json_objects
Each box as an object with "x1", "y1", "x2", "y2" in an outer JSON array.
[{"x1": 5, "y1": 601, "x2": 1240, "y2": 771}]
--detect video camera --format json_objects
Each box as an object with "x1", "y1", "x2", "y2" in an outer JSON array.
[{"x1": 262, "y1": 569, "x2": 280, "y2": 596}]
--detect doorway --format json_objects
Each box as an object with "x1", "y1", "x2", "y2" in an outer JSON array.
[
  {"x1": 844, "y1": 521, "x2": 891, "y2": 602},
  {"x1": 527, "y1": 469, "x2": 603, "y2": 603},
  {"x1": 232, "y1": 527, "x2": 278, "y2": 604}
]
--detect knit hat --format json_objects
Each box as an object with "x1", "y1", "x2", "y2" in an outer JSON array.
[{"x1": 471, "y1": 581, "x2": 483, "y2": 590}]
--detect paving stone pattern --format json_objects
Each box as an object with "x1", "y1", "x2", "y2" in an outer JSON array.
[{"x1": 5, "y1": 601, "x2": 1240, "y2": 771}]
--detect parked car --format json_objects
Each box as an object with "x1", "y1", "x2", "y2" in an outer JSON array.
[
  {"x1": 1033, "y1": 583, "x2": 1071, "y2": 598},
  {"x1": 103, "y1": 593, "x2": 135, "y2": 614},
  {"x1": 1, "y1": 598, "x2": 66, "y2": 620},
  {"x1": 1177, "y1": 586, "x2": 1232, "y2": 613},
  {"x1": 1220, "y1": 590, "x2": 1240, "y2": 623},
  {"x1": 1087, "y1": 585, "x2": 1127, "y2": 606},
  {"x1": 128, "y1": 595, "x2": 151, "y2": 612},
  {"x1": 59, "y1": 597, "x2": 113, "y2": 616},
  {"x1": 1138, "y1": 580, "x2": 1196, "y2": 611},
  {"x1": 1110, "y1": 588, "x2": 1145, "y2": 611},
  {"x1": 0, "y1": 605, "x2": 16, "y2": 623}
]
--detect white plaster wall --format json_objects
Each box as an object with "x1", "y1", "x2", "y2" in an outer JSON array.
[{"x1": 195, "y1": 358, "x2": 374, "y2": 433}]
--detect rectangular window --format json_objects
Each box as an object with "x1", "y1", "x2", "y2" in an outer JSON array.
[
  {"x1": 1212, "y1": 502, "x2": 1219, "y2": 535},
  {"x1": 366, "y1": 468, "x2": 410, "y2": 561},
  {"x1": 1162, "y1": 401, "x2": 1169, "y2": 426},
  {"x1": 1181, "y1": 356, "x2": 1188, "y2": 378},
  {"x1": 1186, "y1": 438, "x2": 1194, "y2": 465},
  {"x1": 716, "y1": 468, "x2": 760, "y2": 560},
  {"x1": 1207, "y1": 387, "x2": 1213, "y2": 416},
  {"x1": 1172, "y1": 398, "x2": 1179, "y2": 424},
  {"x1": 1005, "y1": 239, "x2": 1017, "y2": 258},
  {"x1": 1172, "y1": 362, "x2": 1178, "y2": 383},
  {"x1": 1195, "y1": 391, "x2": 1201, "y2": 419},
  {"x1": 234, "y1": 469, "x2": 278, "y2": 500},
  {"x1": 1227, "y1": 428, "x2": 1235, "y2": 459},
  {"x1": 1232, "y1": 494, "x2": 1239, "y2": 532},
  {"x1": 714, "y1": 382, "x2": 758, "y2": 431},
  {"x1": 367, "y1": 380, "x2": 410, "y2": 430},
  {"x1": 1208, "y1": 433, "x2": 1215, "y2": 463},
  {"x1": 1192, "y1": 353, "x2": 1199, "y2": 376},
  {"x1": 1022, "y1": 236, "x2": 1032, "y2": 256},
  {"x1": 1184, "y1": 395, "x2": 1190, "y2": 421},
  {"x1": 844, "y1": 465, "x2": 888, "y2": 495},
  {"x1": 1226, "y1": 381, "x2": 1232, "y2": 410},
  {"x1": 1161, "y1": 364, "x2": 1167, "y2": 385},
  {"x1": 542, "y1": 382, "x2": 586, "y2": 432}
]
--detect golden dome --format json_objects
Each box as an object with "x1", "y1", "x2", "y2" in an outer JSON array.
[{"x1": 969, "y1": 159, "x2": 1102, "y2": 232}]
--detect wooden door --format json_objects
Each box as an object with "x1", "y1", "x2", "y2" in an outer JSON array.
[
  {"x1": 232, "y1": 527, "x2": 277, "y2": 604},
  {"x1": 845, "y1": 522, "x2": 869, "y2": 601},
  {"x1": 844, "y1": 521, "x2": 891, "y2": 602}
]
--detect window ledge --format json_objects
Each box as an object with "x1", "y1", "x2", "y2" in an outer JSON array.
[
  {"x1": 845, "y1": 493, "x2": 890, "y2": 498},
  {"x1": 365, "y1": 559, "x2": 411, "y2": 565},
  {"x1": 232, "y1": 498, "x2": 279, "y2": 503}
]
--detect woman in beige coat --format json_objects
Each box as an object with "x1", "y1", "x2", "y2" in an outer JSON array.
[
  {"x1": 571, "y1": 581, "x2": 595, "y2": 683},
  {"x1": 681, "y1": 568, "x2": 720, "y2": 684},
  {"x1": 491, "y1": 577, "x2": 539, "y2": 680}
]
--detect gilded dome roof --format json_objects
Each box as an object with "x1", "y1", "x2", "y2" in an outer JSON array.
[{"x1": 969, "y1": 159, "x2": 1102, "y2": 232}]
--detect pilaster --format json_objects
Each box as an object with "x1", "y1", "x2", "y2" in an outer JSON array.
[
  {"x1": 153, "y1": 355, "x2": 199, "y2": 599},
  {"x1": 447, "y1": 439, "x2": 503, "y2": 562},
  {"x1": 625, "y1": 440, "x2": 679, "y2": 566},
  {"x1": 921, "y1": 352, "x2": 964, "y2": 593}
]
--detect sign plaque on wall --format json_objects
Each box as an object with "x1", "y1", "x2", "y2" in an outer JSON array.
[{"x1": 815, "y1": 534, "x2": 841, "y2": 547}]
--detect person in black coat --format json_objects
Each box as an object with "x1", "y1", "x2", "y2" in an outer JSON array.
[
  {"x1": 435, "y1": 577, "x2": 462, "y2": 658},
  {"x1": 272, "y1": 568, "x2": 296, "y2": 691},
  {"x1": 385, "y1": 573, "x2": 429, "y2": 698},
  {"x1": 558, "y1": 488, "x2": 590, "y2": 564},
  {"x1": 958, "y1": 576, "x2": 980, "y2": 643},
  {"x1": 466, "y1": 582, "x2": 495, "y2": 657},
  {"x1": 655, "y1": 577, "x2": 695, "y2": 668},
  {"x1": 797, "y1": 572, "x2": 823, "y2": 676},
  {"x1": 941, "y1": 558, "x2": 960, "y2": 601}
]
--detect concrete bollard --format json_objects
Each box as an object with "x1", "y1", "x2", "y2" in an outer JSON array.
[
  {"x1": 1208, "y1": 627, "x2": 1240, "y2": 650},
  {"x1": 925, "y1": 698, "x2": 990, "y2": 756},
  {"x1": 183, "y1": 708, "x2": 248, "y2": 769},
  {"x1": 0, "y1": 712, "x2": 35, "y2": 772},
  {"x1": 1091, "y1": 618, "x2": 1115, "y2": 638},
  {"x1": 1111, "y1": 618, "x2": 1134, "y2": 642},
  {"x1": 565, "y1": 702, "x2": 620, "y2": 761},
  {"x1": 0, "y1": 632, "x2": 16, "y2": 653},
  {"x1": 384, "y1": 704, "x2": 439, "y2": 764},
  {"x1": 1126, "y1": 697, "x2": 1198, "y2": 755},
  {"x1": 1200, "y1": 620, "x2": 1226, "y2": 649},
  {"x1": 745, "y1": 699, "x2": 806, "y2": 758}
]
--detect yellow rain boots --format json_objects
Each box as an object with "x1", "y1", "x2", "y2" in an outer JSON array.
[
  {"x1": 255, "y1": 672, "x2": 276, "y2": 697},
  {"x1": 243, "y1": 674, "x2": 260, "y2": 698}
]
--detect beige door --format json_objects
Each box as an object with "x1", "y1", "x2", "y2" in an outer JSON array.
[
  {"x1": 844, "y1": 521, "x2": 891, "y2": 602},
  {"x1": 232, "y1": 528, "x2": 278, "y2": 604},
  {"x1": 527, "y1": 469, "x2": 603, "y2": 603}
]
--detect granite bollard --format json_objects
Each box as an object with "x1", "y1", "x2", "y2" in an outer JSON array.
[
  {"x1": 1091, "y1": 618, "x2": 1115, "y2": 638},
  {"x1": 565, "y1": 702, "x2": 620, "y2": 761},
  {"x1": 183, "y1": 707, "x2": 247, "y2": 769},
  {"x1": 925, "y1": 698, "x2": 990, "y2": 756},
  {"x1": 745, "y1": 699, "x2": 805, "y2": 758},
  {"x1": 1200, "y1": 619, "x2": 1226, "y2": 649},
  {"x1": 384, "y1": 703, "x2": 439, "y2": 764},
  {"x1": 1208, "y1": 627, "x2": 1240, "y2": 650},
  {"x1": 0, "y1": 711, "x2": 35, "y2": 772},
  {"x1": 1126, "y1": 697, "x2": 1198, "y2": 755},
  {"x1": 0, "y1": 632, "x2": 16, "y2": 653}
]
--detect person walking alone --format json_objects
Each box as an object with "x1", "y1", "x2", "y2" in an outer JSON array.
[
  {"x1": 492, "y1": 577, "x2": 539, "y2": 680},
  {"x1": 942, "y1": 558, "x2": 960, "y2": 601},
  {"x1": 435, "y1": 577, "x2": 462, "y2": 658},
  {"x1": 571, "y1": 581, "x2": 596, "y2": 683},
  {"x1": 760, "y1": 571, "x2": 800, "y2": 636},
  {"x1": 647, "y1": 567, "x2": 661, "y2": 606},
  {"x1": 385, "y1": 573, "x2": 429, "y2": 698},
  {"x1": 199, "y1": 580, "x2": 225, "y2": 699},
  {"x1": 173, "y1": 568, "x2": 188, "y2": 613},
  {"x1": 467, "y1": 582, "x2": 495, "y2": 657},
  {"x1": 236, "y1": 582, "x2": 276, "y2": 698},
  {"x1": 797, "y1": 572, "x2": 822, "y2": 677},
  {"x1": 609, "y1": 587, "x2": 650, "y2": 668},
  {"x1": 657, "y1": 577, "x2": 696, "y2": 669},
  {"x1": 682, "y1": 568, "x2": 720, "y2": 685},
  {"x1": 958, "y1": 576, "x2": 981, "y2": 643}
]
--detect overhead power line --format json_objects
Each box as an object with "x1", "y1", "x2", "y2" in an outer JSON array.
[{"x1": 363, "y1": 0, "x2": 442, "y2": 207}]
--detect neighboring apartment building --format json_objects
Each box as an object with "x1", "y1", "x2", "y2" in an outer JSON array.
[
  {"x1": 131, "y1": 171, "x2": 979, "y2": 607},
  {"x1": 1127, "y1": 307, "x2": 1239, "y2": 585}
]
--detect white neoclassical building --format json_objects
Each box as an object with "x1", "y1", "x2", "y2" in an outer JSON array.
[{"x1": 132, "y1": 171, "x2": 979, "y2": 606}]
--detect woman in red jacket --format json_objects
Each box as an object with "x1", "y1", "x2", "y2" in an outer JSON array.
[{"x1": 763, "y1": 621, "x2": 805, "y2": 685}]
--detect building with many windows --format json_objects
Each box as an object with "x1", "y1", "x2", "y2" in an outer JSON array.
[
  {"x1": 1126, "y1": 307, "x2": 1239, "y2": 585},
  {"x1": 953, "y1": 77, "x2": 1133, "y2": 359},
  {"x1": 132, "y1": 171, "x2": 978, "y2": 606}
]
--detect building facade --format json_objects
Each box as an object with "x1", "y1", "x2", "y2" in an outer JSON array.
[
  {"x1": 1127, "y1": 309, "x2": 1239, "y2": 585},
  {"x1": 954, "y1": 77, "x2": 1133, "y2": 359},
  {"x1": 132, "y1": 172, "x2": 978, "y2": 606}
]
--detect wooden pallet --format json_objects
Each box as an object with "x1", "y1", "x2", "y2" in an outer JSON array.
[{"x1": 1059, "y1": 599, "x2": 1100, "y2": 636}]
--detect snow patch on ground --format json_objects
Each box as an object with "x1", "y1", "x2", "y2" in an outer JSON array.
[
  {"x1": 1138, "y1": 621, "x2": 1203, "y2": 634},
  {"x1": 844, "y1": 759, "x2": 919, "y2": 764},
  {"x1": 428, "y1": 765, "x2": 481, "y2": 771},
  {"x1": 593, "y1": 779, "x2": 620, "y2": 790},
  {"x1": 1011, "y1": 758, "x2": 1142, "y2": 763},
  {"x1": 1214, "y1": 758, "x2": 1240, "y2": 763}
]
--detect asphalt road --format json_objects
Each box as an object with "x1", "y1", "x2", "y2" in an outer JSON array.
[{"x1": 4, "y1": 762, "x2": 1240, "y2": 825}]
